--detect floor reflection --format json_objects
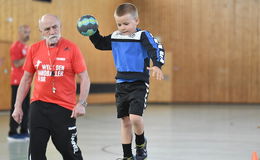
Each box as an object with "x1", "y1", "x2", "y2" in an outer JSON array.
[{"x1": 8, "y1": 141, "x2": 29, "y2": 160}]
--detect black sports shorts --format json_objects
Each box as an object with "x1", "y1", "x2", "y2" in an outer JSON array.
[{"x1": 115, "y1": 81, "x2": 149, "y2": 118}]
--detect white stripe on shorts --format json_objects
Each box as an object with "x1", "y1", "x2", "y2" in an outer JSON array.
[
  {"x1": 144, "y1": 83, "x2": 149, "y2": 109},
  {"x1": 68, "y1": 126, "x2": 77, "y2": 130}
]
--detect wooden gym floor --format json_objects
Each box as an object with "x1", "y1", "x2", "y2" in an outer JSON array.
[{"x1": 0, "y1": 104, "x2": 260, "y2": 160}]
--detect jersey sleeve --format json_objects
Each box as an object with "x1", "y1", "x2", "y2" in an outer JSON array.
[
  {"x1": 89, "y1": 29, "x2": 112, "y2": 50},
  {"x1": 72, "y1": 45, "x2": 87, "y2": 73},
  {"x1": 23, "y1": 46, "x2": 36, "y2": 73},
  {"x1": 141, "y1": 31, "x2": 165, "y2": 68}
]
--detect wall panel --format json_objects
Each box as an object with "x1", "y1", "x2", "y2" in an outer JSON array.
[
  {"x1": 0, "y1": 41, "x2": 12, "y2": 110},
  {"x1": 132, "y1": 0, "x2": 260, "y2": 103}
]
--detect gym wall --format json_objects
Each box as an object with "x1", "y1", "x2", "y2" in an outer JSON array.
[
  {"x1": 0, "y1": 0, "x2": 126, "y2": 109},
  {"x1": 0, "y1": 0, "x2": 259, "y2": 110},
  {"x1": 132, "y1": 0, "x2": 260, "y2": 103}
]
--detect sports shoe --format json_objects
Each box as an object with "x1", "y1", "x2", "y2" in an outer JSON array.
[
  {"x1": 116, "y1": 156, "x2": 136, "y2": 160},
  {"x1": 136, "y1": 138, "x2": 147, "y2": 160},
  {"x1": 7, "y1": 134, "x2": 28, "y2": 142},
  {"x1": 20, "y1": 133, "x2": 30, "y2": 140}
]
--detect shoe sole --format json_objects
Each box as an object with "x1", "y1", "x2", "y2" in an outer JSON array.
[
  {"x1": 136, "y1": 157, "x2": 147, "y2": 160},
  {"x1": 7, "y1": 137, "x2": 29, "y2": 142}
]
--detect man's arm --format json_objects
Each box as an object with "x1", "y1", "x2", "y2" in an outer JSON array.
[
  {"x1": 12, "y1": 71, "x2": 33, "y2": 123},
  {"x1": 13, "y1": 58, "x2": 26, "y2": 68},
  {"x1": 71, "y1": 70, "x2": 90, "y2": 118}
]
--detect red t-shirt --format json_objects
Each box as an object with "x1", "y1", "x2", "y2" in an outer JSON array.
[
  {"x1": 24, "y1": 38, "x2": 87, "y2": 110},
  {"x1": 10, "y1": 41, "x2": 28, "y2": 85}
]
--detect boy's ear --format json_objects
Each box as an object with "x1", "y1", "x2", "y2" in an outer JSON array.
[{"x1": 136, "y1": 18, "x2": 140, "y2": 25}]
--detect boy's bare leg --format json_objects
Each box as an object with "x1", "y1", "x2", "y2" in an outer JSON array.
[{"x1": 129, "y1": 114, "x2": 144, "y2": 135}]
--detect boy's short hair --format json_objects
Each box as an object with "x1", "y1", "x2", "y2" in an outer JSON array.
[{"x1": 115, "y1": 3, "x2": 138, "y2": 19}]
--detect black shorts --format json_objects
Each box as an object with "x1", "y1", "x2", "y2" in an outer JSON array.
[{"x1": 115, "y1": 81, "x2": 149, "y2": 118}]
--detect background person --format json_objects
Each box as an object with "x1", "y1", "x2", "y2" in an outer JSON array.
[{"x1": 8, "y1": 25, "x2": 31, "y2": 141}]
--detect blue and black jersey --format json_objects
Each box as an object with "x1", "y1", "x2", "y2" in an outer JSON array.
[{"x1": 89, "y1": 29, "x2": 165, "y2": 83}]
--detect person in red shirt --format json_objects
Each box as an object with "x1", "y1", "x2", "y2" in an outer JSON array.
[
  {"x1": 12, "y1": 14, "x2": 90, "y2": 160},
  {"x1": 8, "y1": 24, "x2": 31, "y2": 141}
]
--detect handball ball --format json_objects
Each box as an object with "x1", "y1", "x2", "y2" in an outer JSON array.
[{"x1": 77, "y1": 15, "x2": 98, "y2": 36}]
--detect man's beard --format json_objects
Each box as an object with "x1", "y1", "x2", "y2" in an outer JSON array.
[
  {"x1": 23, "y1": 36, "x2": 30, "y2": 42},
  {"x1": 44, "y1": 34, "x2": 61, "y2": 46}
]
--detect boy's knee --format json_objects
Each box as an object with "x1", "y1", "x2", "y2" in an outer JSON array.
[
  {"x1": 129, "y1": 114, "x2": 142, "y2": 125},
  {"x1": 121, "y1": 117, "x2": 131, "y2": 128}
]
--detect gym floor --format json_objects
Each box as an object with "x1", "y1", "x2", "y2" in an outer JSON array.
[{"x1": 0, "y1": 104, "x2": 260, "y2": 160}]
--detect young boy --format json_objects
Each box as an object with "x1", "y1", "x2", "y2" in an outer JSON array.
[{"x1": 89, "y1": 3, "x2": 165, "y2": 160}]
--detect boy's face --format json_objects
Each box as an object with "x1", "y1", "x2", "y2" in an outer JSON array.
[{"x1": 114, "y1": 13, "x2": 139, "y2": 35}]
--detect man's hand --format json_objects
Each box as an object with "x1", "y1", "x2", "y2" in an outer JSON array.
[
  {"x1": 71, "y1": 103, "x2": 86, "y2": 118},
  {"x1": 12, "y1": 105, "x2": 23, "y2": 124},
  {"x1": 147, "y1": 66, "x2": 164, "y2": 80}
]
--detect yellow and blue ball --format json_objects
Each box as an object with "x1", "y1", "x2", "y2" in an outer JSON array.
[{"x1": 77, "y1": 15, "x2": 98, "y2": 36}]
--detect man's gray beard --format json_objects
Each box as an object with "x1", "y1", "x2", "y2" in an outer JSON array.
[{"x1": 44, "y1": 34, "x2": 61, "y2": 46}]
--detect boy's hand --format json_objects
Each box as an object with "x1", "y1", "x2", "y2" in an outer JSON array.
[{"x1": 147, "y1": 66, "x2": 164, "y2": 80}]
